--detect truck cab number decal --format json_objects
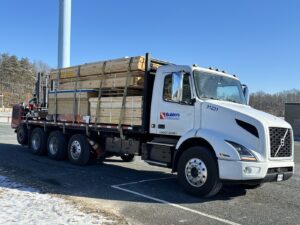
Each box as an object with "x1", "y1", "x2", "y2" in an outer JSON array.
[{"x1": 207, "y1": 105, "x2": 218, "y2": 112}]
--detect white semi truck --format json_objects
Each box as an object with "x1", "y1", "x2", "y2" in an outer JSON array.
[{"x1": 12, "y1": 53, "x2": 294, "y2": 197}]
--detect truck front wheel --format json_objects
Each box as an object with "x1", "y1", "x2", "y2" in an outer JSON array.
[
  {"x1": 47, "y1": 131, "x2": 67, "y2": 160},
  {"x1": 68, "y1": 134, "x2": 90, "y2": 166},
  {"x1": 30, "y1": 128, "x2": 47, "y2": 155},
  {"x1": 177, "y1": 146, "x2": 222, "y2": 198}
]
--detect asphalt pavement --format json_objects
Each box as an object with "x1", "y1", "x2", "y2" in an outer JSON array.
[{"x1": 0, "y1": 124, "x2": 299, "y2": 225}]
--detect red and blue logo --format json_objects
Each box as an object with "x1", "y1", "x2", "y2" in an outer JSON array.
[{"x1": 160, "y1": 112, "x2": 180, "y2": 120}]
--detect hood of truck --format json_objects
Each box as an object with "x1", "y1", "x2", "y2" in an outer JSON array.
[
  {"x1": 204, "y1": 100, "x2": 291, "y2": 128},
  {"x1": 200, "y1": 100, "x2": 291, "y2": 161}
]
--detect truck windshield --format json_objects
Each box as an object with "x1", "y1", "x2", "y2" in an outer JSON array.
[{"x1": 193, "y1": 70, "x2": 246, "y2": 104}]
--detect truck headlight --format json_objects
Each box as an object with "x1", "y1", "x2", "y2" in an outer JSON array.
[{"x1": 226, "y1": 141, "x2": 257, "y2": 161}]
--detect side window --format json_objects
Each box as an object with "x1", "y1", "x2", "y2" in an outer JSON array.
[
  {"x1": 163, "y1": 73, "x2": 192, "y2": 103},
  {"x1": 163, "y1": 74, "x2": 173, "y2": 101}
]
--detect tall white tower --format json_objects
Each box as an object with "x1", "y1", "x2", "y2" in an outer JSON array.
[{"x1": 58, "y1": 0, "x2": 71, "y2": 68}]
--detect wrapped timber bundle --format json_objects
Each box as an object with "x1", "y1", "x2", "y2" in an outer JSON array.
[
  {"x1": 48, "y1": 55, "x2": 159, "y2": 125},
  {"x1": 48, "y1": 90, "x2": 98, "y2": 123},
  {"x1": 49, "y1": 56, "x2": 160, "y2": 90},
  {"x1": 89, "y1": 96, "x2": 142, "y2": 126}
]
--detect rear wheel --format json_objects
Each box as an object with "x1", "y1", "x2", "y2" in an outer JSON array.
[
  {"x1": 17, "y1": 124, "x2": 28, "y2": 145},
  {"x1": 120, "y1": 153, "x2": 135, "y2": 162},
  {"x1": 30, "y1": 127, "x2": 47, "y2": 155},
  {"x1": 178, "y1": 146, "x2": 222, "y2": 198},
  {"x1": 47, "y1": 131, "x2": 67, "y2": 160},
  {"x1": 68, "y1": 134, "x2": 90, "y2": 166}
]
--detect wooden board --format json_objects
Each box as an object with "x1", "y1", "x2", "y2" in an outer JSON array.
[
  {"x1": 48, "y1": 100, "x2": 91, "y2": 115},
  {"x1": 48, "y1": 91, "x2": 98, "y2": 116},
  {"x1": 89, "y1": 96, "x2": 142, "y2": 109},
  {"x1": 56, "y1": 114, "x2": 90, "y2": 123},
  {"x1": 89, "y1": 96, "x2": 143, "y2": 126},
  {"x1": 90, "y1": 108, "x2": 142, "y2": 118},
  {"x1": 91, "y1": 117, "x2": 142, "y2": 126},
  {"x1": 58, "y1": 73, "x2": 144, "y2": 90},
  {"x1": 50, "y1": 56, "x2": 161, "y2": 81},
  {"x1": 48, "y1": 91, "x2": 98, "y2": 99}
]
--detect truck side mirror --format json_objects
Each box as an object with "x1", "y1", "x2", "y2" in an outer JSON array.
[
  {"x1": 171, "y1": 72, "x2": 183, "y2": 101},
  {"x1": 242, "y1": 84, "x2": 249, "y2": 105}
]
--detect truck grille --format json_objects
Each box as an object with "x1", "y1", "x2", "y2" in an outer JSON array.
[{"x1": 269, "y1": 127, "x2": 292, "y2": 157}]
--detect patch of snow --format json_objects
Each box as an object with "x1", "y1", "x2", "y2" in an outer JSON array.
[{"x1": 0, "y1": 175, "x2": 114, "y2": 225}]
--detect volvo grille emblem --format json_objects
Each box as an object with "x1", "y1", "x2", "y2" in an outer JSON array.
[
  {"x1": 280, "y1": 138, "x2": 285, "y2": 147},
  {"x1": 274, "y1": 129, "x2": 289, "y2": 157}
]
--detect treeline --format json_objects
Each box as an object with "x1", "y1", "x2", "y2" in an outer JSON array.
[
  {"x1": 250, "y1": 89, "x2": 300, "y2": 117},
  {"x1": 0, "y1": 53, "x2": 50, "y2": 107},
  {"x1": 0, "y1": 52, "x2": 298, "y2": 115}
]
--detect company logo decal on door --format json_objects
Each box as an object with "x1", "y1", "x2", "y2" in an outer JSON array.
[{"x1": 160, "y1": 112, "x2": 180, "y2": 120}]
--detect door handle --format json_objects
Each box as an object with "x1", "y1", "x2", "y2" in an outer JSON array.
[{"x1": 158, "y1": 124, "x2": 165, "y2": 129}]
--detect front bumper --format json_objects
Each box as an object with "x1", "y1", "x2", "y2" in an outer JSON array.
[{"x1": 218, "y1": 159, "x2": 294, "y2": 182}]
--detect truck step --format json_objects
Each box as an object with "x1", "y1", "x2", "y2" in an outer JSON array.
[
  {"x1": 144, "y1": 160, "x2": 169, "y2": 167},
  {"x1": 146, "y1": 141, "x2": 175, "y2": 147}
]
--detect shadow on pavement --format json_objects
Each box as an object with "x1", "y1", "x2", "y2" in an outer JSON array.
[{"x1": 0, "y1": 143, "x2": 247, "y2": 204}]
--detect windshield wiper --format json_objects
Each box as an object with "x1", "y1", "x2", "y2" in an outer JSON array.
[
  {"x1": 225, "y1": 99, "x2": 239, "y2": 103},
  {"x1": 201, "y1": 96, "x2": 217, "y2": 100}
]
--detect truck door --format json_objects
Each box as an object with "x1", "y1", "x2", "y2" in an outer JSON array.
[{"x1": 152, "y1": 72, "x2": 195, "y2": 136}]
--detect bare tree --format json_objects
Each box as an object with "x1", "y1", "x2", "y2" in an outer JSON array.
[{"x1": 250, "y1": 89, "x2": 300, "y2": 116}]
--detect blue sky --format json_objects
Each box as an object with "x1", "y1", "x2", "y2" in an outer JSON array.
[{"x1": 0, "y1": 0, "x2": 299, "y2": 93}]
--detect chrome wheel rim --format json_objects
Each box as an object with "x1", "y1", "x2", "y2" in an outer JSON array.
[
  {"x1": 49, "y1": 137, "x2": 58, "y2": 155},
  {"x1": 31, "y1": 133, "x2": 40, "y2": 151},
  {"x1": 70, "y1": 140, "x2": 81, "y2": 160},
  {"x1": 185, "y1": 158, "x2": 208, "y2": 187}
]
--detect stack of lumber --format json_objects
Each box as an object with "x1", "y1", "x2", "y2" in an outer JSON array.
[
  {"x1": 48, "y1": 90, "x2": 98, "y2": 122},
  {"x1": 48, "y1": 56, "x2": 156, "y2": 125},
  {"x1": 89, "y1": 96, "x2": 142, "y2": 126},
  {"x1": 50, "y1": 56, "x2": 160, "y2": 90}
]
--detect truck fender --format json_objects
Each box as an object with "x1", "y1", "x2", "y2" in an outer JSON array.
[{"x1": 173, "y1": 129, "x2": 240, "y2": 172}]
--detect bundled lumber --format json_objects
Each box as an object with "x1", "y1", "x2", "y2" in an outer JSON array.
[
  {"x1": 47, "y1": 55, "x2": 158, "y2": 126},
  {"x1": 58, "y1": 71, "x2": 144, "y2": 90},
  {"x1": 49, "y1": 55, "x2": 160, "y2": 92},
  {"x1": 48, "y1": 90, "x2": 98, "y2": 120},
  {"x1": 50, "y1": 56, "x2": 160, "y2": 81},
  {"x1": 89, "y1": 96, "x2": 143, "y2": 126}
]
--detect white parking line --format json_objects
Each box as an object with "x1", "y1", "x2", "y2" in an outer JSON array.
[{"x1": 111, "y1": 178, "x2": 240, "y2": 225}]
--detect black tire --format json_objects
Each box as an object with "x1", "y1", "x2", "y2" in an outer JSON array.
[
  {"x1": 17, "y1": 124, "x2": 28, "y2": 145},
  {"x1": 47, "y1": 131, "x2": 68, "y2": 160},
  {"x1": 30, "y1": 127, "x2": 47, "y2": 155},
  {"x1": 120, "y1": 153, "x2": 135, "y2": 162},
  {"x1": 68, "y1": 134, "x2": 90, "y2": 166},
  {"x1": 177, "y1": 146, "x2": 222, "y2": 198},
  {"x1": 240, "y1": 183, "x2": 263, "y2": 189}
]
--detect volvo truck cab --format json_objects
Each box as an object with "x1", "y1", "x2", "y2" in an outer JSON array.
[{"x1": 148, "y1": 64, "x2": 294, "y2": 196}]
